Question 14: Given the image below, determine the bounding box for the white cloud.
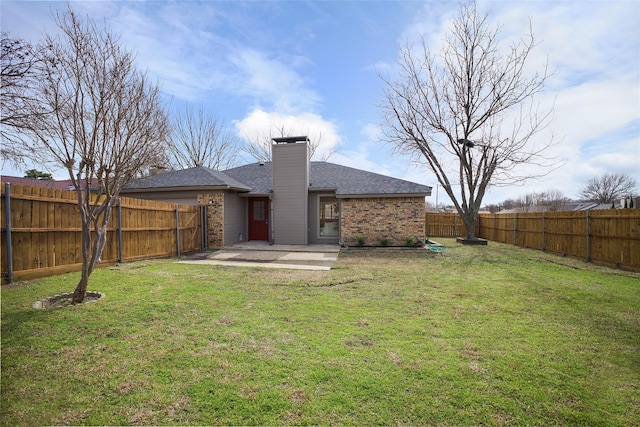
[234,109,340,161]
[63,2,322,112]
[230,49,320,113]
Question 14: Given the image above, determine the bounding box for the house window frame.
[318,195,339,238]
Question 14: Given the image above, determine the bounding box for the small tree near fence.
[15,7,169,303]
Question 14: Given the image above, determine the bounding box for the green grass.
[2,239,639,426]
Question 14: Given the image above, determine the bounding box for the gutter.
[336,192,431,199]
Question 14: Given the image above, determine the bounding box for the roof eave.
[336,192,431,199]
[309,187,337,192]
[122,185,251,193]
[238,192,271,198]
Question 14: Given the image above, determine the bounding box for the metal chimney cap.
[272,136,310,144]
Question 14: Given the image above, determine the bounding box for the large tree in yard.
[380,4,559,240]
[19,8,169,303]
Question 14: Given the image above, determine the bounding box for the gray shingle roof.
[223,161,431,196]
[310,162,431,196]
[125,162,431,197]
[124,166,251,191]
[223,162,273,195]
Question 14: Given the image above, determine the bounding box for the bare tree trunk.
[461,212,477,240]
[72,213,92,304]
[71,191,113,304]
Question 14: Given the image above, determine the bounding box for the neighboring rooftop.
[0,175,76,191]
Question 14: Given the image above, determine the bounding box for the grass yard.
[1,239,639,426]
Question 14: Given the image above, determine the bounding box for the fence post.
[493,214,497,241]
[586,210,590,262]
[4,183,13,283]
[513,213,517,246]
[175,204,181,256]
[117,198,123,263]
[542,212,546,252]
[454,214,458,237]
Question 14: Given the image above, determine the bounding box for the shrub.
[356,236,366,246]
[380,238,389,246]
[406,237,414,246]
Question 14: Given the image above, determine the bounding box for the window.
[319,197,339,236]
[252,200,265,221]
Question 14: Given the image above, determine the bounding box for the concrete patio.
[178,242,341,270]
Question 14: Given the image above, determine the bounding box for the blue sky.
[2,0,639,206]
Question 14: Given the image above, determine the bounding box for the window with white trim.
[319,196,339,237]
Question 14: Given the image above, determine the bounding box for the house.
[122,137,431,247]
[0,175,76,191]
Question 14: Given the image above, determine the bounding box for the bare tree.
[19,7,169,303]
[579,172,637,204]
[0,33,46,165]
[541,189,570,211]
[509,189,569,212]
[167,107,238,170]
[241,123,334,162]
[380,4,559,240]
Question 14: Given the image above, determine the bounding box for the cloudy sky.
[2,0,638,206]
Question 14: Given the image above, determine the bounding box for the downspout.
[269,193,274,245]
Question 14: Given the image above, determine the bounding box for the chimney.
[271,136,310,245]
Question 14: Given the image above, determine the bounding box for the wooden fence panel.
[431,210,640,270]
[542,212,586,259]
[488,213,515,245]
[425,212,468,238]
[515,213,543,249]
[1,182,202,283]
[588,209,640,268]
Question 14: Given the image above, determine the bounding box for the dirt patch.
[33,291,104,309]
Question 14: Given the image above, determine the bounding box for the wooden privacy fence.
[1,182,205,283]
[425,212,473,238]
[426,210,640,270]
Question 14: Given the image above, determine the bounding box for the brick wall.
[340,197,425,246]
[197,192,224,248]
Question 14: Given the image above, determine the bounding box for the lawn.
[1,239,639,426]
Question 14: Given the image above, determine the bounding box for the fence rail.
[426,210,640,271]
[2,182,203,283]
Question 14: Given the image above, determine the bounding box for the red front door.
[248,197,269,241]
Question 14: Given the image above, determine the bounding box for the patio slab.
[179,243,341,270]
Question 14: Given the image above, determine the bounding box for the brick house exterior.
[123,137,431,248]
[340,197,426,246]
[197,192,225,248]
